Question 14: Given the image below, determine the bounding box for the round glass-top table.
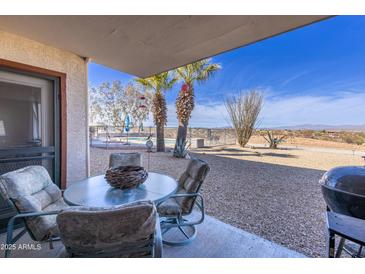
[64,172,179,207]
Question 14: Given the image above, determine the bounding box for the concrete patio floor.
[0,214,305,258]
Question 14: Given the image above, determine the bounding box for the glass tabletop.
[64,172,179,207]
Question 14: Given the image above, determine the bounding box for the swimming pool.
[95,136,176,146]
[125,137,176,145]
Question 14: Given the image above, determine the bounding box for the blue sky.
[89,16,365,128]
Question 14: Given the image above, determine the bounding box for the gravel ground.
[90,145,364,258]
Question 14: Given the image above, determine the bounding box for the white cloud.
[187,103,230,128]
[261,92,365,127]
[280,70,310,88]
[143,91,365,128]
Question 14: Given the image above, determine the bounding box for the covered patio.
[0,15,336,258]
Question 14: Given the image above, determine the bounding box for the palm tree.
[174,58,221,156]
[135,72,177,152]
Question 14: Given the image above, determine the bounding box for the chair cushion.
[56,201,156,257]
[0,165,68,241]
[181,159,210,192]
[0,165,56,199]
[175,158,210,214]
[157,198,181,217]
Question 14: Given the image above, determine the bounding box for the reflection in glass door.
[0,69,60,229]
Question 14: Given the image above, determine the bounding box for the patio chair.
[109,152,142,168]
[56,201,162,257]
[156,158,210,246]
[0,165,69,258]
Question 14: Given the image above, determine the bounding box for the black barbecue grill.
[321,166,365,219]
[320,166,365,257]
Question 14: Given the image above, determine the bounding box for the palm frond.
[176,67,190,83]
[134,77,156,91]
[176,58,221,84]
[134,70,177,93]
[196,63,221,83]
[165,75,179,89]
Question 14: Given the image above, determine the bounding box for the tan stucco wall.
[0,31,89,184]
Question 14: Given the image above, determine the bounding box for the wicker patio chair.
[56,201,162,257]
[156,158,210,246]
[0,165,69,258]
[109,152,142,168]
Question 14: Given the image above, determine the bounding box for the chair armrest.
[168,193,203,199]
[153,215,163,258]
[10,210,61,220]
[156,192,203,208]
[156,192,204,225]
[7,210,61,234]
[157,193,205,228]
[6,210,61,247]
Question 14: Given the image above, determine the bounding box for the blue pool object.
[125,115,130,132]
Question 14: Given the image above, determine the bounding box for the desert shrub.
[225,90,263,148]
[300,130,315,139]
[263,130,286,149]
[173,138,190,158]
[343,135,365,145]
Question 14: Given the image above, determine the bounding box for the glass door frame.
[0,58,67,189]
[0,71,59,185]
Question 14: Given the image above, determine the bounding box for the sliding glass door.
[0,69,60,229]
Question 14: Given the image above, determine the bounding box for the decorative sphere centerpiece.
[105,166,148,189]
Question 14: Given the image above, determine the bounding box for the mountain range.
[271,124,365,131]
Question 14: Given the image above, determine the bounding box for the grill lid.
[320,166,365,220]
[320,166,365,196]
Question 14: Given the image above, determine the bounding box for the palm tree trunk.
[156,122,165,152]
[174,120,188,152]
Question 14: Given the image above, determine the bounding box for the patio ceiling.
[0,16,330,78]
